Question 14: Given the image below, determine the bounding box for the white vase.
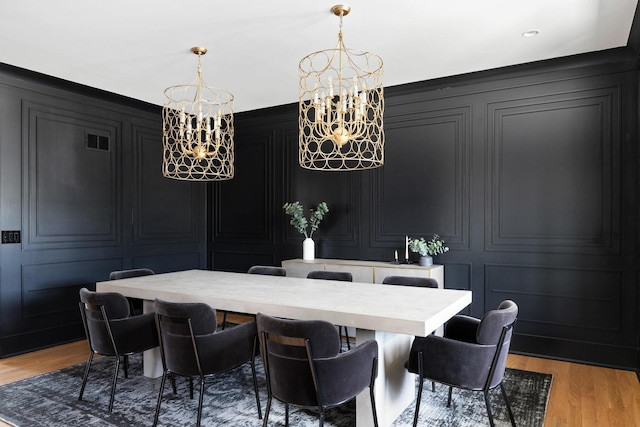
[303,237,315,260]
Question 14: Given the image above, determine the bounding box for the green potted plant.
[409,234,449,266]
[283,201,328,260]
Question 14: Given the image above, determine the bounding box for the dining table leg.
[356,329,415,427]
[142,299,163,378]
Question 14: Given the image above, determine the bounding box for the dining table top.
[96,269,472,337]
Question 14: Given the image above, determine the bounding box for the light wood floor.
[1,331,639,426]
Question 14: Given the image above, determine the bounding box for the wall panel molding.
[485,263,622,342]
[210,249,279,273]
[132,251,201,272]
[212,128,275,243]
[22,100,122,249]
[371,105,471,250]
[20,258,121,324]
[1,70,204,357]
[486,87,620,254]
[443,262,473,291]
[132,122,200,243]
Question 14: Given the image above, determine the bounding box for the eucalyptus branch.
[283,201,328,239]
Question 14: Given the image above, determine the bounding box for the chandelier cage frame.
[298,4,384,171]
[162,47,235,181]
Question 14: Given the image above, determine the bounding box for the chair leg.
[432,381,435,392]
[369,384,379,427]
[250,357,263,419]
[285,402,289,426]
[262,395,272,427]
[318,410,325,427]
[484,391,496,427]
[78,352,94,401]
[413,354,425,427]
[500,382,517,426]
[153,372,168,427]
[170,373,177,394]
[413,379,424,427]
[447,386,453,407]
[189,377,194,399]
[344,326,351,350]
[337,326,351,351]
[108,357,121,413]
[196,378,205,427]
[221,312,227,330]
[123,355,129,379]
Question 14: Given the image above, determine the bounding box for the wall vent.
[86,133,110,151]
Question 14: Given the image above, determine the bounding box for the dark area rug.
[0,353,551,426]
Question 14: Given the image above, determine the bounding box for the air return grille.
[86,133,110,151]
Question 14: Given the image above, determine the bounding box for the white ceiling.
[1,0,637,113]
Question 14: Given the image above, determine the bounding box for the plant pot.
[419,255,433,267]
[303,237,315,261]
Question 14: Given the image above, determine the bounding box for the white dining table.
[96,269,471,427]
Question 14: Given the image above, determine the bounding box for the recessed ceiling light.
[522,30,540,38]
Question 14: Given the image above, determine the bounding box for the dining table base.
[142,300,163,378]
[356,329,415,427]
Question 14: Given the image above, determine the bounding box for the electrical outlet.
[1,230,21,244]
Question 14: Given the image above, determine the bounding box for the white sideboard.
[281,258,444,289]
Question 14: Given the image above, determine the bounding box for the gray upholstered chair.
[405,300,518,427]
[306,270,353,350]
[153,299,262,427]
[383,275,438,393]
[109,268,155,315]
[382,275,438,288]
[247,265,287,276]
[78,287,158,412]
[220,265,287,329]
[307,270,352,282]
[108,268,155,280]
[257,312,379,427]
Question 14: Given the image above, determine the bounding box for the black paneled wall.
[0,66,206,357]
[210,53,639,370]
[0,49,637,370]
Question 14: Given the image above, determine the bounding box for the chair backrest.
[257,312,340,407]
[155,299,259,380]
[79,287,131,355]
[155,298,218,336]
[247,265,287,276]
[109,268,155,280]
[382,275,438,288]
[478,300,518,389]
[476,300,518,345]
[307,270,353,282]
[154,299,219,377]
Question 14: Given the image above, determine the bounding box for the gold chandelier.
[162,47,234,181]
[298,4,384,171]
